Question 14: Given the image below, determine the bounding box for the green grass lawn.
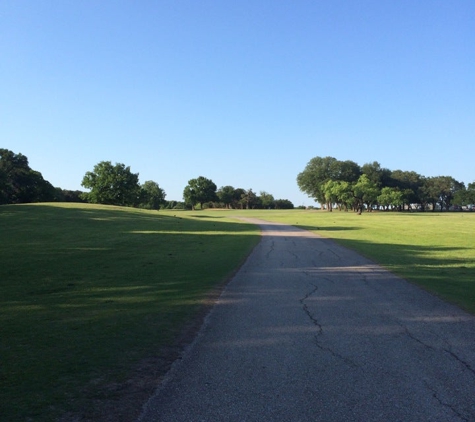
[0,203,260,421]
[2,204,474,421]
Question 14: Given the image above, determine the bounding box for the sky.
[1,0,474,206]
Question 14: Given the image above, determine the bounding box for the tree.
[240,189,258,209]
[465,182,475,205]
[323,180,354,211]
[322,180,338,211]
[183,176,217,210]
[389,170,424,209]
[297,156,362,209]
[139,181,166,210]
[353,174,380,212]
[217,185,235,209]
[81,161,140,206]
[297,156,339,206]
[232,188,246,209]
[259,191,275,209]
[55,189,86,203]
[334,160,361,183]
[421,176,465,211]
[377,187,404,210]
[274,199,294,209]
[361,161,391,187]
[0,148,56,204]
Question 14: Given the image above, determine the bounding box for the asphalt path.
[139,219,475,421]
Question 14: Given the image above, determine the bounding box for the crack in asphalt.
[400,323,437,352]
[424,381,470,421]
[265,240,275,259]
[326,248,342,260]
[288,250,299,260]
[444,349,475,377]
[299,281,358,368]
[299,282,322,335]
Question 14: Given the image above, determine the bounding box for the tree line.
[0,148,74,204]
[0,149,294,210]
[182,175,294,210]
[297,156,475,212]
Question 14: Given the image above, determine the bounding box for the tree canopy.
[81,161,141,206]
[0,148,57,204]
[183,176,218,210]
[139,180,166,210]
[298,155,470,212]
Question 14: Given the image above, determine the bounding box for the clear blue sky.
[2,1,474,206]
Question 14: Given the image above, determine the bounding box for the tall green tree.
[274,199,294,209]
[183,176,217,210]
[81,161,140,206]
[334,160,361,183]
[361,161,391,187]
[0,148,56,204]
[139,180,166,210]
[389,170,424,209]
[323,180,354,211]
[232,188,246,209]
[421,176,465,211]
[297,156,362,208]
[297,156,340,207]
[377,187,404,210]
[259,191,275,209]
[240,189,258,209]
[353,174,380,212]
[217,185,235,209]
[453,181,475,208]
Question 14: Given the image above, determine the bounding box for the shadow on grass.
[0,203,261,422]
[296,224,361,232]
[327,238,475,314]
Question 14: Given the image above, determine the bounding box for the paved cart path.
[139,219,475,422]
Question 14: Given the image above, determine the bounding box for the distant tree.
[323,180,354,211]
[322,180,338,211]
[241,189,258,209]
[183,176,217,210]
[81,161,140,206]
[361,161,392,187]
[453,181,475,207]
[139,180,166,210]
[56,189,86,203]
[421,176,465,211]
[297,156,362,208]
[466,182,475,204]
[259,191,275,209]
[232,188,246,209]
[217,185,235,209]
[353,174,380,212]
[163,200,185,210]
[377,187,404,210]
[274,199,294,209]
[0,148,56,204]
[297,156,340,206]
[389,170,424,209]
[334,160,361,183]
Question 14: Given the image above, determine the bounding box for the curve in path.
[139,219,475,422]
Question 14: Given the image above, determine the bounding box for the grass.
[0,203,260,421]
[2,204,474,421]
